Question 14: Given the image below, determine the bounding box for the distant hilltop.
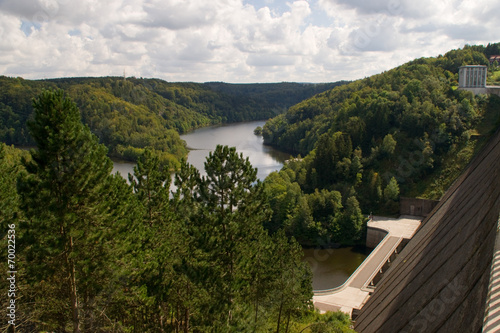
[0,76,347,166]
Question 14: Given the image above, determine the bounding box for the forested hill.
[261,43,500,246]
[204,81,348,110]
[0,76,345,166]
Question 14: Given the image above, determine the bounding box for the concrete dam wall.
[354,127,500,333]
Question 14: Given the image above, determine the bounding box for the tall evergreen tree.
[17,90,126,332]
[129,147,171,226]
[198,145,271,328]
[269,230,313,333]
[173,145,275,331]
[0,144,21,228]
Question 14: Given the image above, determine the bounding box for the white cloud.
[0,0,499,82]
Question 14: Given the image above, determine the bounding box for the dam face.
[354,128,500,333]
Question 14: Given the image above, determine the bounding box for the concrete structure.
[365,226,388,249]
[483,220,500,333]
[400,197,439,217]
[313,216,421,316]
[458,65,500,96]
[354,127,500,333]
[459,65,487,89]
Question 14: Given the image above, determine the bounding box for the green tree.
[338,196,365,244]
[263,170,302,233]
[254,126,263,136]
[290,195,318,247]
[308,311,356,333]
[384,177,400,202]
[312,132,352,187]
[175,145,273,330]
[129,147,171,226]
[17,90,127,332]
[313,134,336,185]
[126,148,177,331]
[381,134,397,156]
[270,230,313,333]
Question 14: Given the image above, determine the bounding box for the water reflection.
[111,159,135,179]
[180,120,290,180]
[303,246,370,290]
[112,120,291,182]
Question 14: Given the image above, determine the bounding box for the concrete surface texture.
[313,216,421,316]
[354,128,500,333]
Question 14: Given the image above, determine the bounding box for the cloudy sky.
[0,0,499,83]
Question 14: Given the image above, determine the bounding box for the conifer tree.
[174,145,273,330]
[129,147,171,226]
[17,90,125,332]
[0,144,21,228]
[198,145,270,328]
[129,148,198,332]
[270,230,313,333]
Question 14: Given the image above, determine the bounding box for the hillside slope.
[0,76,344,166]
[262,43,500,246]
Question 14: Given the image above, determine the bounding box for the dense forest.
[0,90,356,332]
[262,43,500,247]
[3,43,500,332]
[0,76,344,167]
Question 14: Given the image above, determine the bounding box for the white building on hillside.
[459,65,487,89]
[459,65,500,96]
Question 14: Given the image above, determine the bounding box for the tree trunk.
[276,295,284,333]
[184,307,189,333]
[159,303,165,333]
[67,236,80,333]
[285,311,291,333]
[170,306,174,331]
[184,283,190,333]
[254,298,259,332]
[176,303,180,333]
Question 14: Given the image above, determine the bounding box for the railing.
[360,236,403,291]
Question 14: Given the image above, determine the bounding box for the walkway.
[313,216,421,316]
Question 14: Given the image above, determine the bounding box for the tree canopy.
[0,77,345,167]
[261,43,500,246]
[2,90,346,332]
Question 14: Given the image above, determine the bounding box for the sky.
[0,0,499,83]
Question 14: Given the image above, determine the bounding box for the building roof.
[459,65,487,68]
[490,55,500,63]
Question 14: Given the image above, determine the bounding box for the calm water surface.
[112,120,290,181]
[112,121,368,290]
[304,247,370,290]
[180,120,290,180]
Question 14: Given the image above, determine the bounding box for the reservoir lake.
[112,120,368,290]
[112,120,289,181]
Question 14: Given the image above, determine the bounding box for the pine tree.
[270,230,313,333]
[199,145,270,328]
[17,90,124,332]
[384,176,400,202]
[129,148,200,332]
[129,147,171,226]
[174,145,272,330]
[0,144,21,228]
